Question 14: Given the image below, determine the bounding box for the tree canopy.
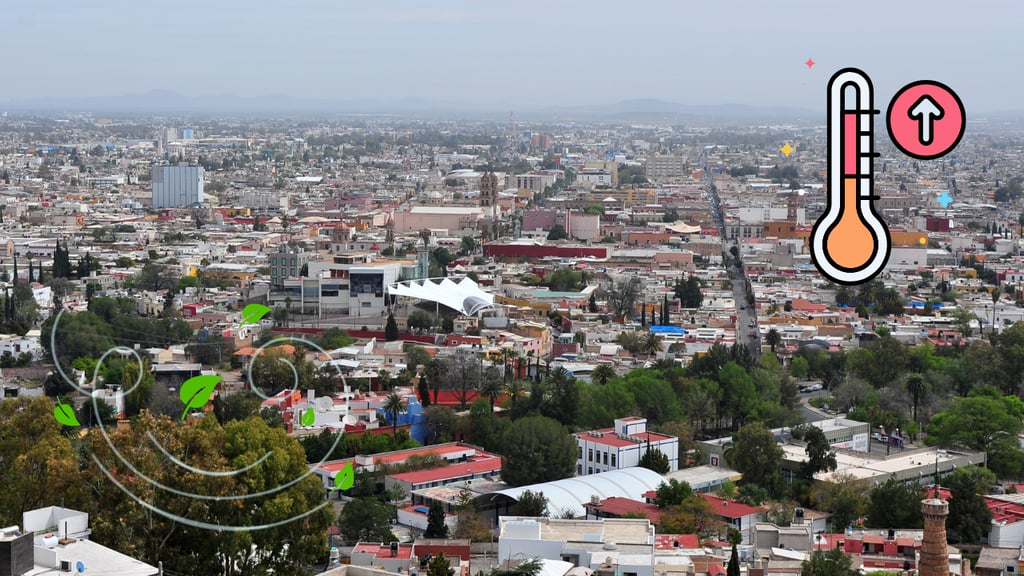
[500,416,577,486]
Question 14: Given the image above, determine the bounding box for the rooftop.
[387,455,502,485]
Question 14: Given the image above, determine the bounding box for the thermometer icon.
[811,68,891,285]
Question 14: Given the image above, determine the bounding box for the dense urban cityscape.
[4,3,1024,576]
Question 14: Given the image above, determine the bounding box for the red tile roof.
[388,456,502,486]
[576,429,676,448]
[352,543,415,560]
[699,494,762,519]
[583,497,663,523]
[654,534,700,550]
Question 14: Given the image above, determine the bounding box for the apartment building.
[575,417,679,476]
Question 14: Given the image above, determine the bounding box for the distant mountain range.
[0,91,819,120]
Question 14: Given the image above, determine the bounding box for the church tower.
[479,170,498,217]
[919,494,950,576]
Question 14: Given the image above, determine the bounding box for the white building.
[274,258,406,317]
[151,164,204,208]
[575,417,679,476]
[499,517,656,576]
[2,506,159,575]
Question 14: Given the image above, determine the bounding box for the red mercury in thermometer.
[811,68,891,285]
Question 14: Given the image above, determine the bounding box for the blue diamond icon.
[937,191,953,208]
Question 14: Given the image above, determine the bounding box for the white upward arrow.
[909,95,944,145]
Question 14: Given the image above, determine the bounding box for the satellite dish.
[315,397,333,411]
[342,414,359,426]
[76,561,86,573]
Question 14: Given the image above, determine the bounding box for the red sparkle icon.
[805,58,815,69]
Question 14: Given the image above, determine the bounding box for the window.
[588,467,592,475]
[603,452,608,465]
[588,449,593,462]
[291,258,297,266]
[579,447,583,459]
[271,258,278,265]
[577,464,582,475]
[611,454,616,467]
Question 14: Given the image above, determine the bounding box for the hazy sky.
[3,1,1022,113]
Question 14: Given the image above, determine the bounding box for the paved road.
[701,152,760,357]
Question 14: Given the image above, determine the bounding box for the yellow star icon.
[780,143,795,157]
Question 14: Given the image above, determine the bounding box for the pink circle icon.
[886,80,965,160]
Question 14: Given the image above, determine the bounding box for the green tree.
[674,276,704,308]
[479,369,504,408]
[540,367,579,425]
[120,360,154,418]
[0,397,85,525]
[576,380,636,430]
[905,374,928,425]
[728,422,783,496]
[639,445,671,474]
[765,328,781,353]
[385,312,400,341]
[83,412,331,574]
[866,479,924,529]
[408,310,436,332]
[545,267,585,292]
[810,473,870,532]
[338,496,397,544]
[925,389,1024,478]
[591,364,615,386]
[641,331,664,359]
[383,392,408,435]
[798,425,838,481]
[946,465,996,544]
[547,224,567,241]
[515,490,550,517]
[427,552,454,576]
[790,356,810,379]
[500,416,577,486]
[459,235,478,256]
[728,542,740,576]
[801,548,859,576]
[424,500,450,538]
[654,479,694,508]
[320,327,355,350]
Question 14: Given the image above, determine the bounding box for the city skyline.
[3,1,1023,114]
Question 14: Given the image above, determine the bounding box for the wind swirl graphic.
[50,308,346,531]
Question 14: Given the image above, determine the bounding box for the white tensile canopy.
[387,277,495,316]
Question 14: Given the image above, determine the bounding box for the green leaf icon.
[332,462,354,492]
[179,374,222,420]
[240,303,271,326]
[54,399,80,427]
[301,406,315,427]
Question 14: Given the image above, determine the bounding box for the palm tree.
[906,374,927,425]
[652,358,676,372]
[396,367,415,387]
[383,392,407,436]
[765,328,781,353]
[480,372,504,408]
[499,348,515,383]
[504,379,525,408]
[377,369,391,392]
[591,364,615,386]
[640,332,663,359]
[506,349,522,381]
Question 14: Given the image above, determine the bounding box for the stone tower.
[479,170,498,216]
[919,496,950,576]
